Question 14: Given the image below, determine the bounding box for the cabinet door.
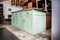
[12,13,15,26]
[16,13,18,27]
[20,12,25,30]
[11,13,14,26]
[16,12,21,28]
[12,13,17,27]
[24,11,33,33]
[14,13,17,27]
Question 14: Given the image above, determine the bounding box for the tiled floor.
[0,25,51,40]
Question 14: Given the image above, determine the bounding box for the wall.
[3,1,23,19]
[52,0,60,40]
[0,0,3,2]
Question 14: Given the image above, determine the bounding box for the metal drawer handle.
[20,13,22,14]
[27,12,28,14]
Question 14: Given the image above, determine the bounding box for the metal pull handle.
[20,13,21,14]
[27,12,28,14]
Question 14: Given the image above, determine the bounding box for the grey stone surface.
[0,28,20,40]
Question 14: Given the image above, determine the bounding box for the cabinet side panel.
[33,10,46,35]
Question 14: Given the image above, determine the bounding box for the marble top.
[12,8,46,13]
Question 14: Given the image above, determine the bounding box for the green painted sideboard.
[11,9,46,35]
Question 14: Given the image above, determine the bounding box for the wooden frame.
[16,0,20,6]
[11,0,15,5]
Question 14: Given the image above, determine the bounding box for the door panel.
[24,11,33,33]
[20,12,25,30]
[16,12,21,28]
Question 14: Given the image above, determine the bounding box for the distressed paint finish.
[11,9,46,35]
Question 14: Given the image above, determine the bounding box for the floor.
[0,24,51,40]
[0,28,20,40]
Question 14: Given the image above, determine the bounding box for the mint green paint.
[11,13,16,26]
[11,13,14,26]
[32,10,46,34]
[16,12,20,27]
[11,9,46,35]
[23,10,33,34]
